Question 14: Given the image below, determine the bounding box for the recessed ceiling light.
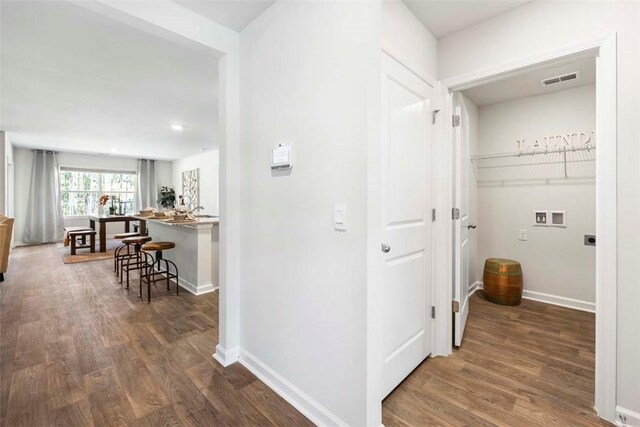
[170,124,184,131]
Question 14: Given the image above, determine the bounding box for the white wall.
[239,2,380,425]
[439,1,639,415]
[381,0,437,80]
[475,85,596,304]
[172,150,219,215]
[13,147,172,244]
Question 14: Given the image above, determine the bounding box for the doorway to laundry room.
[450,54,600,422]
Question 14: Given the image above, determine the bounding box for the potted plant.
[109,196,118,215]
[158,186,176,209]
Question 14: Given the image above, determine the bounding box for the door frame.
[436,33,618,422]
[81,0,243,366]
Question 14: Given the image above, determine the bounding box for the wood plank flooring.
[1,243,312,427]
[382,293,612,427]
[2,244,614,426]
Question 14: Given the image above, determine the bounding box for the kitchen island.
[134,215,219,295]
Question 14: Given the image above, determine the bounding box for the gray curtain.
[23,150,64,244]
[136,159,157,210]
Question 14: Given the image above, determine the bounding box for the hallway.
[0,244,311,426]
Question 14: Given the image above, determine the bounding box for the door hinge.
[452,300,460,313]
[452,208,460,220]
[431,208,436,222]
[452,115,461,127]
[432,109,440,124]
[431,306,436,319]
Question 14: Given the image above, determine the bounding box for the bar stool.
[120,236,153,289]
[140,241,179,303]
[113,232,140,275]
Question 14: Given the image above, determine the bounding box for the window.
[59,168,137,216]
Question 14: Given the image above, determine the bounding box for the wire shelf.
[471,144,596,180]
[471,145,595,179]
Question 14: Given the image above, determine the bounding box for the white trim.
[472,281,595,313]
[213,344,239,367]
[147,267,217,296]
[469,281,483,296]
[60,166,137,174]
[239,349,348,427]
[176,277,217,296]
[593,33,618,423]
[431,81,454,357]
[87,0,243,376]
[441,33,613,91]
[380,45,437,87]
[616,406,640,427]
[469,282,595,312]
[439,33,618,423]
[523,290,595,313]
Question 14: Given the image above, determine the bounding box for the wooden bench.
[69,230,97,255]
[63,226,93,247]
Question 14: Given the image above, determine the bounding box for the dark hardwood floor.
[2,243,613,426]
[0,243,312,427]
[383,293,612,427]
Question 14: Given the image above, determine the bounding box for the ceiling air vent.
[541,71,581,86]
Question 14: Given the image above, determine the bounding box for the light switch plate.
[518,229,527,241]
[334,204,347,231]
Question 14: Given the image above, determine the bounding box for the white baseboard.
[176,276,217,296]
[152,269,217,296]
[469,281,483,296]
[471,282,595,313]
[522,290,595,313]
[617,406,640,427]
[213,344,239,367]
[239,348,348,427]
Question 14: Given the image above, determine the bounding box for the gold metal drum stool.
[483,258,523,306]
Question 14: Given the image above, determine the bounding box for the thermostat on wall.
[271,143,292,170]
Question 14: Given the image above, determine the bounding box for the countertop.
[132,215,219,229]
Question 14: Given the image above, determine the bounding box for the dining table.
[87,215,138,252]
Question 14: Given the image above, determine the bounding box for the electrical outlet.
[518,229,527,241]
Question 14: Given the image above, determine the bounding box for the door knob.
[468,224,477,229]
[381,243,391,253]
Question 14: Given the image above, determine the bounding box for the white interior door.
[453,93,471,347]
[381,53,433,397]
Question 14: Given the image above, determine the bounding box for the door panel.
[454,93,471,347]
[384,252,425,356]
[381,53,433,397]
[388,79,428,225]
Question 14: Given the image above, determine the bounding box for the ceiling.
[0,0,219,161]
[174,0,276,32]
[462,56,596,106]
[402,0,532,38]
